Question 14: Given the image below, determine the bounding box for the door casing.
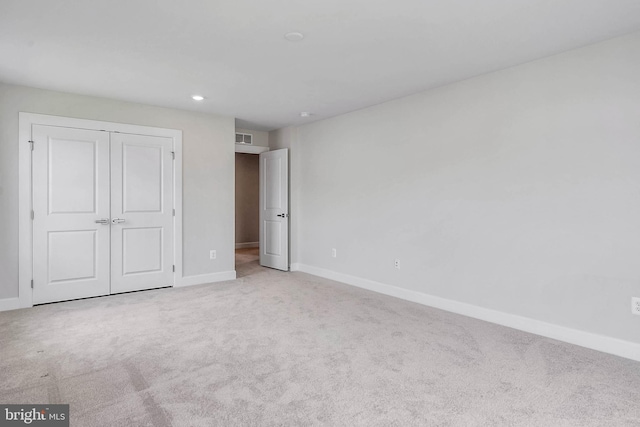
[18,113,183,308]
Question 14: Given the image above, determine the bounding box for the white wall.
[0,83,235,300]
[268,127,295,151]
[279,32,640,345]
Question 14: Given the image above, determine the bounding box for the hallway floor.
[235,247,260,278]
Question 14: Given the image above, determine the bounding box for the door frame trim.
[18,112,183,308]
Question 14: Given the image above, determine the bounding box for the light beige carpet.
[1,251,639,426]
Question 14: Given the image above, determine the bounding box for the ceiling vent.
[235,132,253,145]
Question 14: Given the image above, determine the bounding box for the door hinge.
[172,265,175,272]
[31,210,34,220]
[28,140,34,151]
[173,208,175,217]
[31,279,34,289]
[171,151,175,160]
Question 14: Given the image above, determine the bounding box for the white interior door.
[259,149,289,271]
[32,125,111,304]
[110,133,174,294]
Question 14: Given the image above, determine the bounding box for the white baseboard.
[235,242,259,249]
[175,271,237,288]
[0,297,22,312]
[295,263,640,362]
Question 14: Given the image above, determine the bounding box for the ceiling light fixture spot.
[300,112,311,118]
[284,32,304,42]
[192,95,205,101]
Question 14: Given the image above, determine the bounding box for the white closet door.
[32,125,111,304]
[110,133,174,294]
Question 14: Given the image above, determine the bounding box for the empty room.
[1,1,639,426]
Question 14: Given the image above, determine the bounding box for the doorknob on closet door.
[95,218,110,224]
[276,213,288,218]
[112,218,125,224]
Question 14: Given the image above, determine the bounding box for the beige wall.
[235,153,259,244]
[0,83,235,300]
[277,32,640,344]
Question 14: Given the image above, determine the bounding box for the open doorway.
[234,126,270,276]
[235,152,260,276]
[235,152,259,250]
[234,127,289,275]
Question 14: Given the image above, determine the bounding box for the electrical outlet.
[331,248,337,258]
[210,250,216,260]
[394,259,400,269]
[632,297,640,315]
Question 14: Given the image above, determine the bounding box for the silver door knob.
[95,218,110,224]
[112,218,126,224]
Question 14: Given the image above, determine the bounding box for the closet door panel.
[32,125,111,304]
[110,133,174,294]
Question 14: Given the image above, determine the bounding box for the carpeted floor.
[1,249,639,426]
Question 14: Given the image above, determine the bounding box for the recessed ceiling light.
[284,32,304,42]
[300,112,312,118]
[192,95,205,101]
